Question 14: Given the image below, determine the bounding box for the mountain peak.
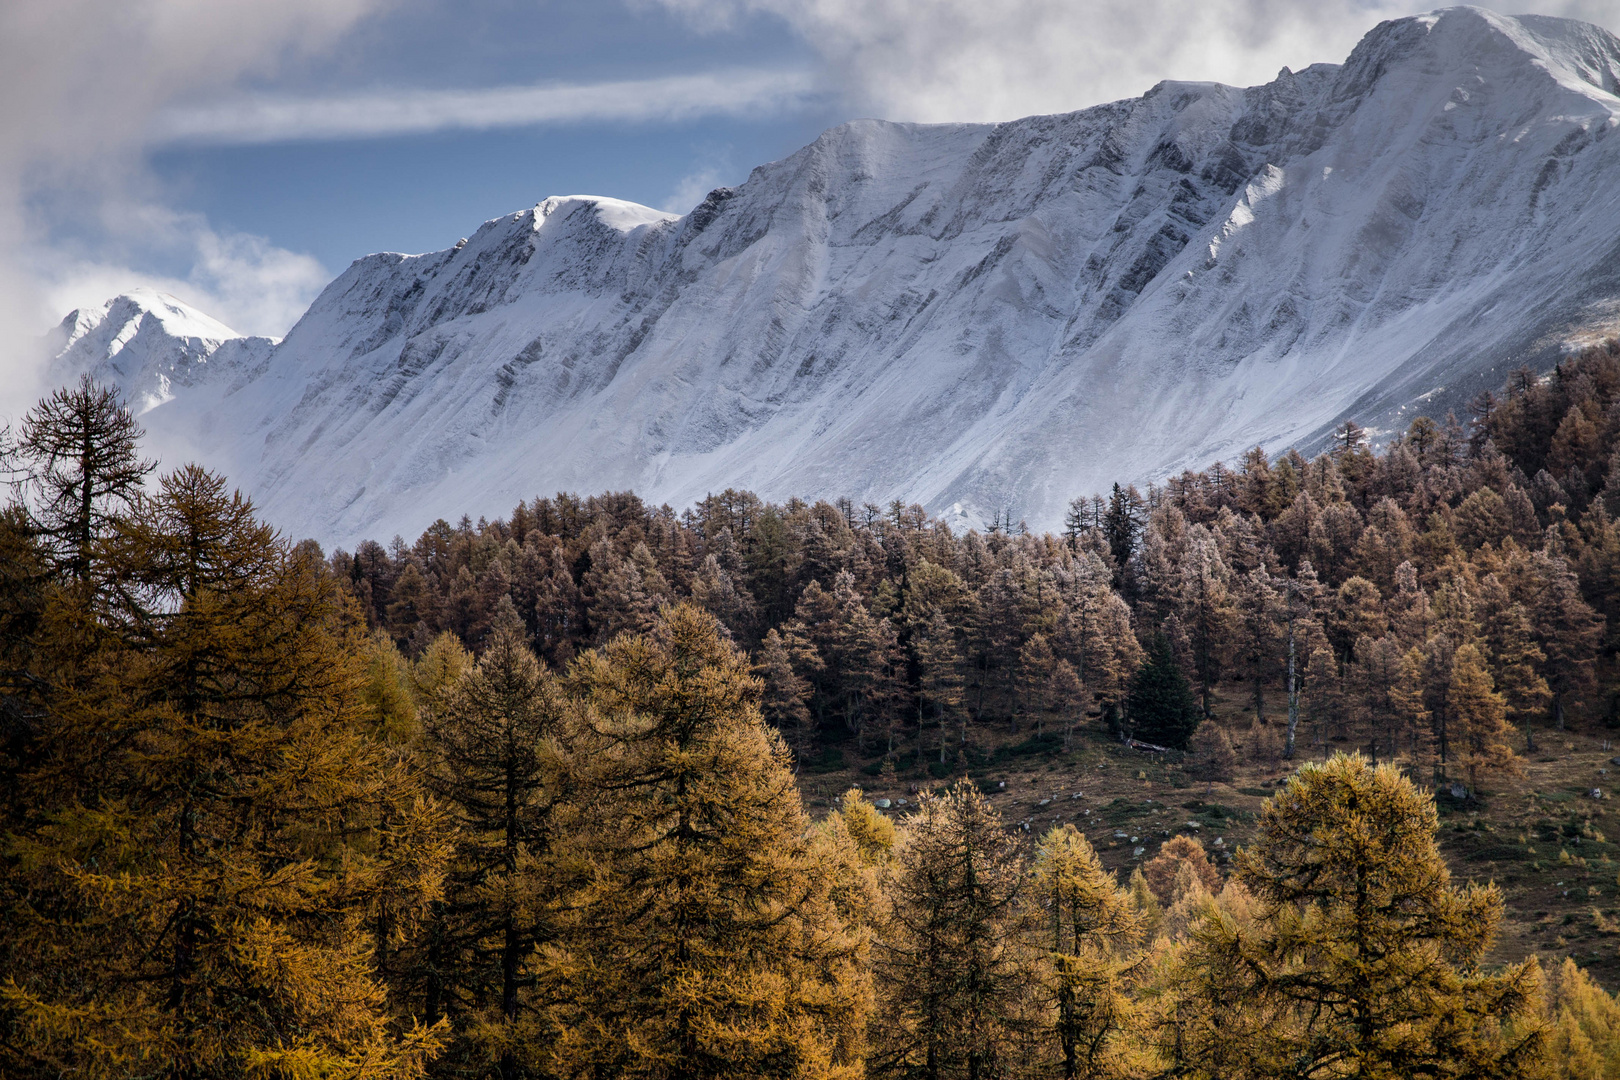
[51,289,269,418]
[58,288,243,355]
[535,195,679,234]
[1350,6,1620,109]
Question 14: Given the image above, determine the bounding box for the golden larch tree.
[1156,754,1543,1079]
[2,464,449,1080]
[870,779,1033,1080]
[1448,642,1516,795]
[539,602,870,1080]
[1030,823,1145,1080]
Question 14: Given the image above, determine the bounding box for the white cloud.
[662,165,729,214]
[0,0,391,415]
[37,205,329,340]
[649,0,1620,122]
[154,68,821,145]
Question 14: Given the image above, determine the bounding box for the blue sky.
[141,0,844,268]
[2,0,1618,382]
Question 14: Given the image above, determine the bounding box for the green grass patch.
[800,747,848,774]
[1458,842,1535,864]
[989,733,1067,764]
[1101,797,1156,824]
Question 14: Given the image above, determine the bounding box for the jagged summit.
[48,290,272,417]
[49,8,1620,545]
[57,289,242,351]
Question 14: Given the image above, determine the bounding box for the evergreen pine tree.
[1103,484,1145,589]
[1125,633,1200,749]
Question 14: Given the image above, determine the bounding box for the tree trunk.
[501,913,519,1080]
[1285,610,1300,760]
[502,752,520,1080]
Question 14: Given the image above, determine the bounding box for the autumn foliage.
[7,347,1620,1077]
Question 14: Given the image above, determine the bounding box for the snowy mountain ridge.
[48,7,1620,545]
[48,289,275,417]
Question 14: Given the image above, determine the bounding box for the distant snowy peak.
[539,195,680,233]
[49,290,274,416]
[47,7,1620,545]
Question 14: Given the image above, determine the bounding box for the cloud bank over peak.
[649,0,1620,122]
[0,0,392,413]
[37,202,330,344]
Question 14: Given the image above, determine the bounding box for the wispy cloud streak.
[154,68,821,145]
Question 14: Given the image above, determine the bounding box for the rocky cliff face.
[52,7,1620,545]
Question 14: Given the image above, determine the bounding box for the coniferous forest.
[11,345,1620,1078]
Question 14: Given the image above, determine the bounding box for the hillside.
[311,336,1620,986]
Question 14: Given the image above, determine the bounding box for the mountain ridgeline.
[48,6,1620,545]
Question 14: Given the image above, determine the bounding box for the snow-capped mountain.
[47,290,275,417]
[48,7,1620,545]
